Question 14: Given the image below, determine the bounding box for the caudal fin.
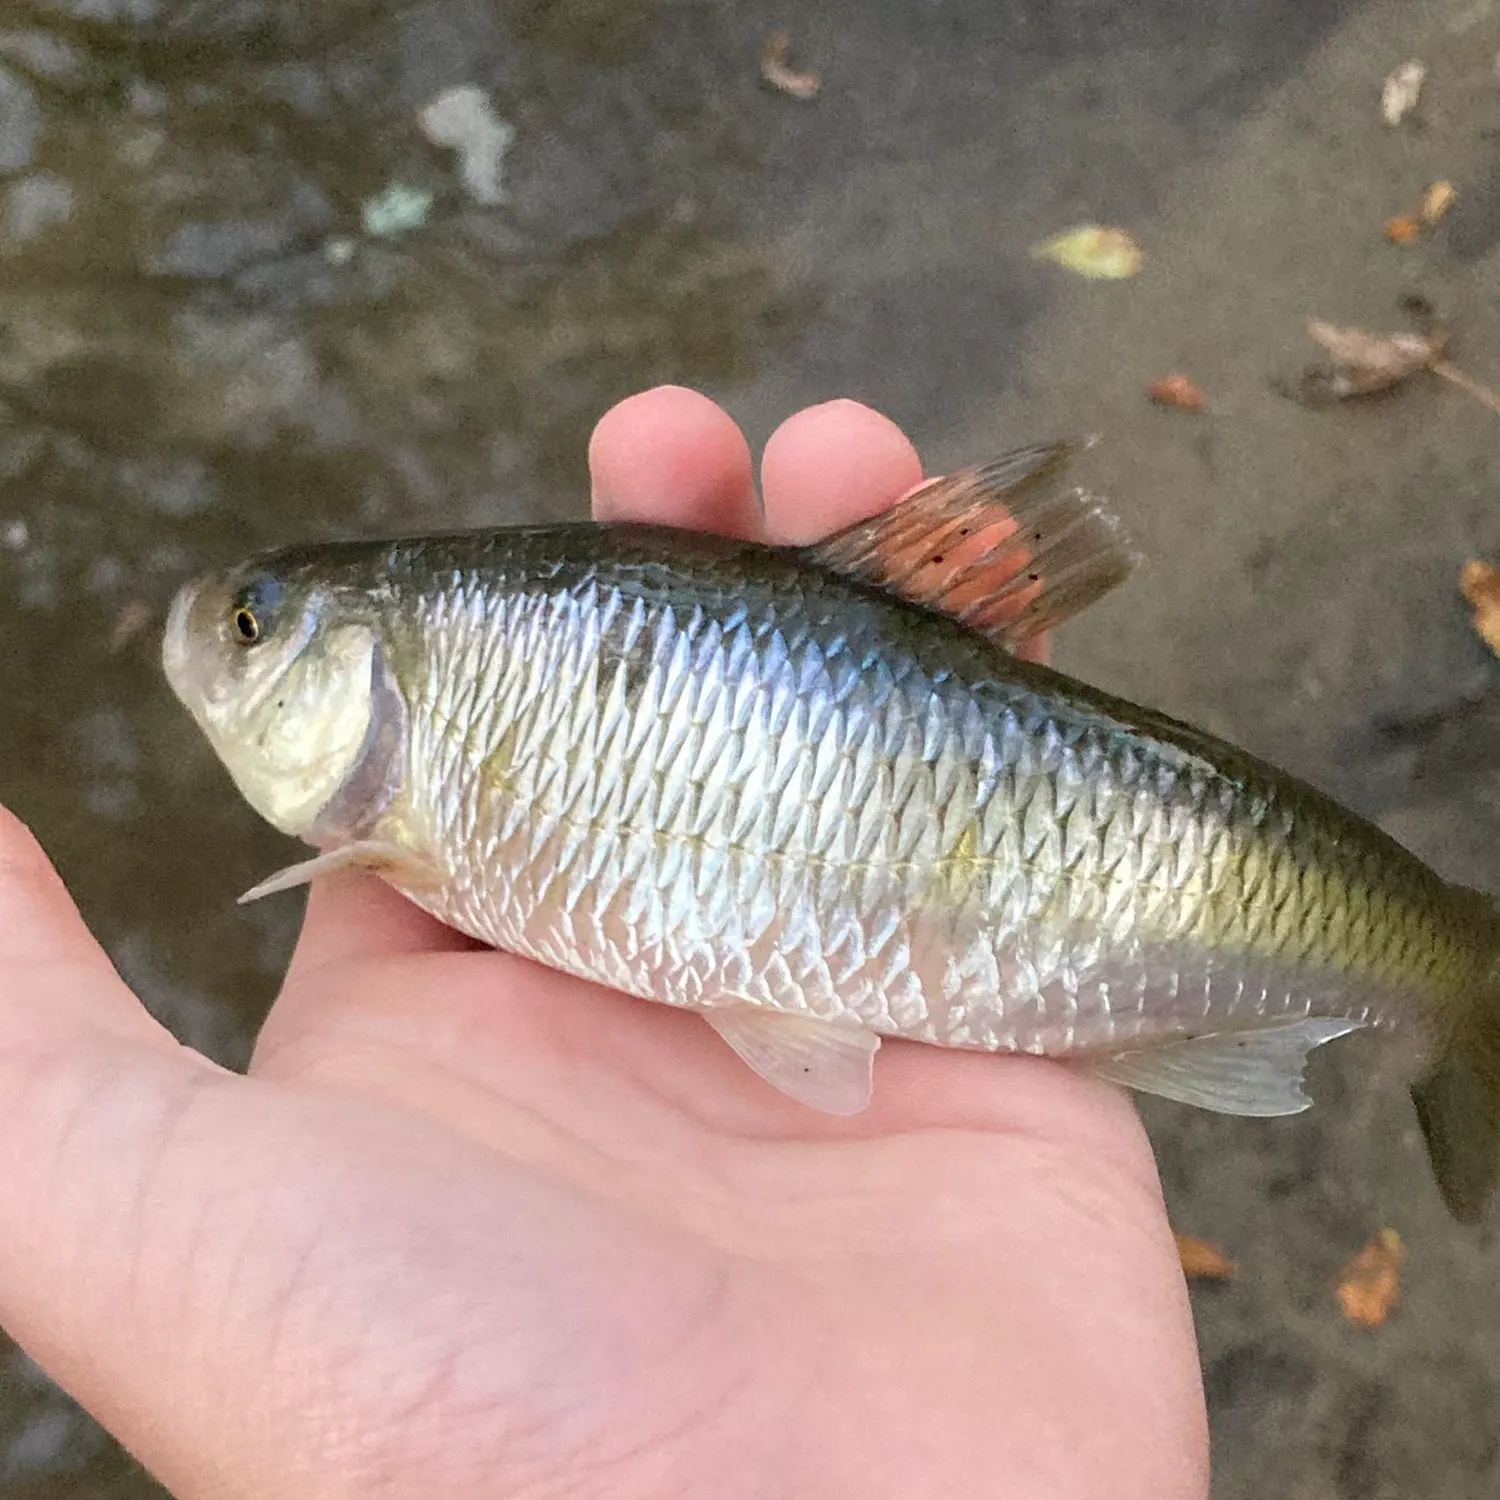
[1411,983,1500,1224]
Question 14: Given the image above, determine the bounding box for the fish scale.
[281,534,1427,1060]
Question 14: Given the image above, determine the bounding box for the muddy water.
[8,1,1500,1495]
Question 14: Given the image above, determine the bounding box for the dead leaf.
[1030,225,1142,280]
[1175,1233,1236,1280]
[1382,60,1426,126]
[1461,559,1500,657]
[1306,318,1441,376]
[1296,317,1444,402]
[1336,1228,1403,1328]
[1421,179,1457,226]
[108,599,153,655]
[1385,182,1456,244]
[1148,374,1205,411]
[760,31,820,99]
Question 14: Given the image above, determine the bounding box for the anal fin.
[1092,1017,1365,1117]
[238,839,436,904]
[800,440,1139,650]
[705,1007,881,1115]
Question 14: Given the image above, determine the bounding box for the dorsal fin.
[800,440,1139,650]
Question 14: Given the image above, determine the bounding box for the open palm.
[0,389,1207,1499]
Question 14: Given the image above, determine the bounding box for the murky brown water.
[10,0,1500,1494]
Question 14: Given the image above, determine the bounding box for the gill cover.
[229,622,398,838]
[163,564,408,846]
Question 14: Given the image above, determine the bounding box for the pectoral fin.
[705,1008,881,1115]
[238,839,436,904]
[1092,1017,1365,1117]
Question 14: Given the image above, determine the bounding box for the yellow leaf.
[1030,225,1142,280]
[1421,180,1456,226]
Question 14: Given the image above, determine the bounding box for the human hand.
[0,389,1207,1499]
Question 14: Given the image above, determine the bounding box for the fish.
[161,441,1500,1223]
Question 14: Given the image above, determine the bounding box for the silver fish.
[162,442,1500,1221]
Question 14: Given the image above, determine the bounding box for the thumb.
[0,806,224,1466]
[0,804,185,1053]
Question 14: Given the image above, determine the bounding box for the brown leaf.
[1293,318,1446,404]
[1384,182,1455,244]
[760,31,820,99]
[1336,1228,1403,1328]
[1148,374,1205,411]
[1306,320,1440,378]
[1462,559,1500,657]
[1295,305,1500,415]
[1175,1233,1236,1280]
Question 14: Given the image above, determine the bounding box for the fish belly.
[405,806,1402,1059]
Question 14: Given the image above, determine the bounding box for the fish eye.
[228,575,283,648]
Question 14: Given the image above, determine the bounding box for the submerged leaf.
[1292,317,1445,404]
[1336,1228,1403,1328]
[1421,180,1457,226]
[760,31,820,99]
[1175,1233,1236,1279]
[1290,305,1500,417]
[108,599,153,655]
[1384,214,1421,245]
[1385,182,1456,244]
[1306,320,1439,380]
[1148,374,1205,411]
[1382,60,1426,126]
[1030,225,1141,280]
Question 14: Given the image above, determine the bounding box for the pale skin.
[0,389,1209,1498]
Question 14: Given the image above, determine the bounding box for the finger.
[265,870,481,1073]
[589,386,761,539]
[0,805,180,1053]
[284,869,480,985]
[759,399,923,544]
[759,401,1053,662]
[0,806,249,1483]
[0,827,577,1500]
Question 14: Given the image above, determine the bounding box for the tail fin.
[1411,970,1500,1224]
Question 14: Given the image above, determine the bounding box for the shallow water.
[4,0,1500,1494]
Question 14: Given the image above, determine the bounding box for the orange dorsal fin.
[800,440,1139,650]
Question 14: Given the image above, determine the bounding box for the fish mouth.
[160,576,204,708]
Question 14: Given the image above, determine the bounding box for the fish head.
[162,558,401,842]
